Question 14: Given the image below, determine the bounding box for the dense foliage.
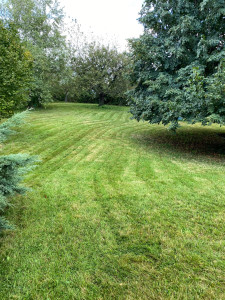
[0,112,38,231]
[72,43,131,106]
[0,21,32,118]
[1,0,132,107]
[3,0,67,107]
[129,0,225,130]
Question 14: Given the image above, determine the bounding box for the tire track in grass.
[86,151,163,293]
[31,119,119,178]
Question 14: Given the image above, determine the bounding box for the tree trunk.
[65,90,69,102]
[99,93,105,106]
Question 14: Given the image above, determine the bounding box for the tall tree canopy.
[129,0,225,130]
[0,21,33,118]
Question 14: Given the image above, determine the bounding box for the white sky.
[61,0,144,50]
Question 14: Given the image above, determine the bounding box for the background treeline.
[1,0,224,127]
[0,0,131,117]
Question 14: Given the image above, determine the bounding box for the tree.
[0,21,33,118]
[129,0,225,130]
[72,43,131,106]
[2,0,67,107]
[0,112,38,231]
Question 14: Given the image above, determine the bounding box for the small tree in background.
[129,0,225,130]
[72,43,131,106]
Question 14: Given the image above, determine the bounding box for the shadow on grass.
[132,126,225,162]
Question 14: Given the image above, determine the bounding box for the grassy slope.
[0,103,225,300]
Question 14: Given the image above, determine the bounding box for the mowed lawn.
[0,103,225,299]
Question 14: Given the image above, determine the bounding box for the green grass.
[0,103,225,299]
